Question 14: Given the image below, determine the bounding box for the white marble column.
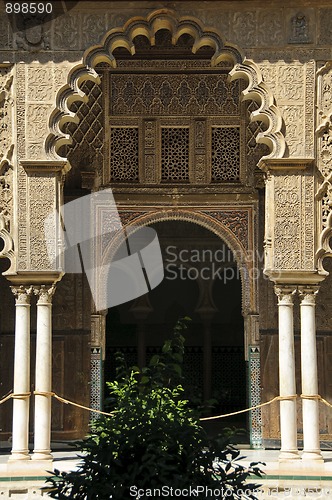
[275,286,300,460]
[299,286,323,461]
[32,285,55,461]
[9,286,33,461]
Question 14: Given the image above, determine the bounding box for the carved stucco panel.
[27,104,50,141]
[273,172,315,271]
[305,60,315,157]
[280,105,305,157]
[28,174,56,270]
[257,10,283,46]
[53,13,81,50]
[274,175,301,270]
[0,14,13,49]
[16,63,28,269]
[230,11,256,47]
[0,66,14,238]
[318,8,332,46]
[82,13,107,48]
[27,65,54,102]
[258,62,314,157]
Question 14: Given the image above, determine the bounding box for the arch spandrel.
[45,9,286,161]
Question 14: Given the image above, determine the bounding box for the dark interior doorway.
[104,220,247,439]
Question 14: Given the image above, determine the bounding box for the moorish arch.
[99,209,255,321]
[45,8,286,161]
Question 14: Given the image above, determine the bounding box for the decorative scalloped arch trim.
[46,9,286,161]
[98,209,255,316]
[0,215,15,274]
[316,207,332,272]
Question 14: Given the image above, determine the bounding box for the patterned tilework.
[90,347,102,421]
[249,346,263,448]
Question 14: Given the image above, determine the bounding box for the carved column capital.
[274,285,297,305]
[298,285,320,305]
[10,285,33,304]
[34,284,56,305]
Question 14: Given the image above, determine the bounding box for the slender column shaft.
[9,286,33,461]
[299,286,323,461]
[32,285,55,461]
[275,286,300,460]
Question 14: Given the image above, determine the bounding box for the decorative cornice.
[20,160,70,174]
[267,270,327,285]
[5,271,63,286]
[258,158,315,172]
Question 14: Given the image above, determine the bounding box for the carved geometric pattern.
[110,73,240,116]
[29,175,56,270]
[161,127,189,182]
[16,62,28,270]
[90,347,102,420]
[211,127,240,182]
[273,175,300,269]
[249,346,263,448]
[61,79,104,174]
[201,210,249,251]
[110,127,139,181]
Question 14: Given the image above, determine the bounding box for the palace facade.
[0,0,332,466]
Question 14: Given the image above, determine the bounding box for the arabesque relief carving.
[316,62,332,265]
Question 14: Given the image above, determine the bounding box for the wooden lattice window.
[211,127,240,182]
[110,127,139,182]
[161,127,190,182]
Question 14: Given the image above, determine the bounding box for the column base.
[301,450,324,462]
[8,451,30,461]
[278,449,301,461]
[31,451,53,461]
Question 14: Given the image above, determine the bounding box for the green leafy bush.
[46,318,264,499]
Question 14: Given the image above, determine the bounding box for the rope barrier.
[199,395,297,421]
[0,392,13,404]
[0,391,31,404]
[301,394,332,409]
[34,391,115,417]
[2,391,332,421]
